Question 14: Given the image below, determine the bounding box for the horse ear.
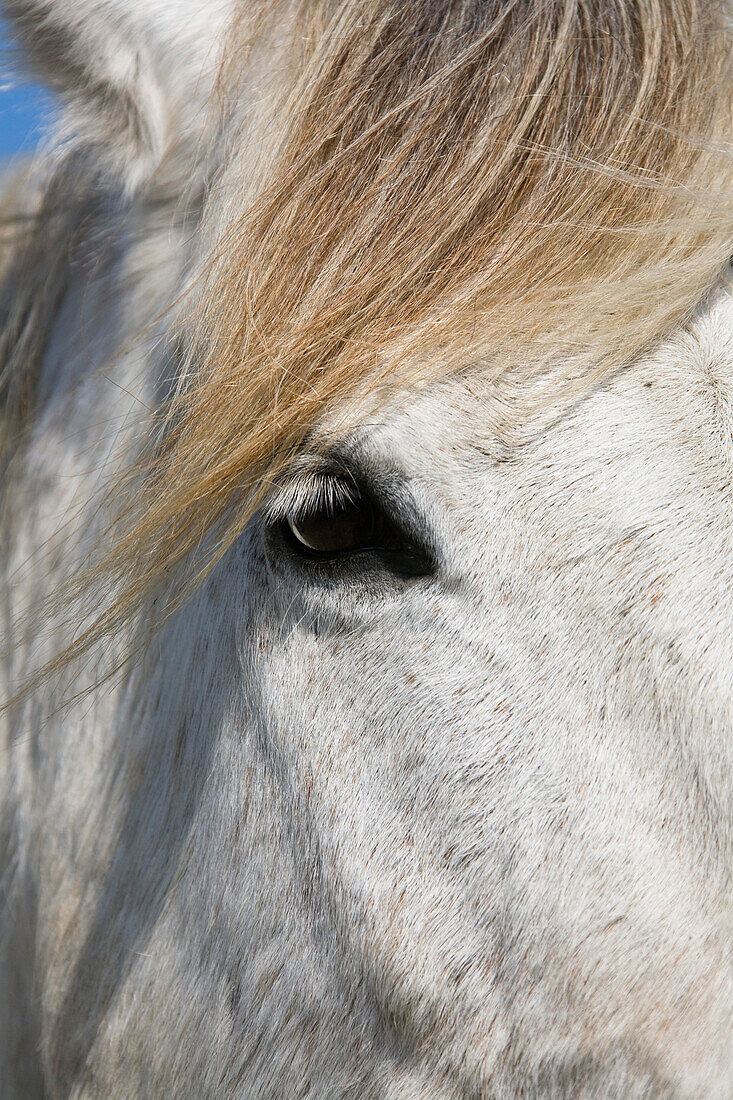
[3,0,236,188]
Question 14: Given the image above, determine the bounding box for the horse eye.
[283,493,391,557]
[276,479,435,577]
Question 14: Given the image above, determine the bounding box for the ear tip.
[2,0,231,193]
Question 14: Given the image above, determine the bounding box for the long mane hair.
[3,0,733,683]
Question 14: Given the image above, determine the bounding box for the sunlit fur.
[3,1,733,1096]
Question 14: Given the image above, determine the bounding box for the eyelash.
[263,472,357,527]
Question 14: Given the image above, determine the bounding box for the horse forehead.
[360,290,733,502]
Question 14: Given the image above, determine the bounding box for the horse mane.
[0,155,103,460]
[4,0,733,682]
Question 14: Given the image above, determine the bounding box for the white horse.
[2,1,733,1096]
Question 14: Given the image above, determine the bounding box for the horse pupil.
[281,486,433,576]
[289,498,378,554]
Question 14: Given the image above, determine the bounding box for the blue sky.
[1,21,55,158]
